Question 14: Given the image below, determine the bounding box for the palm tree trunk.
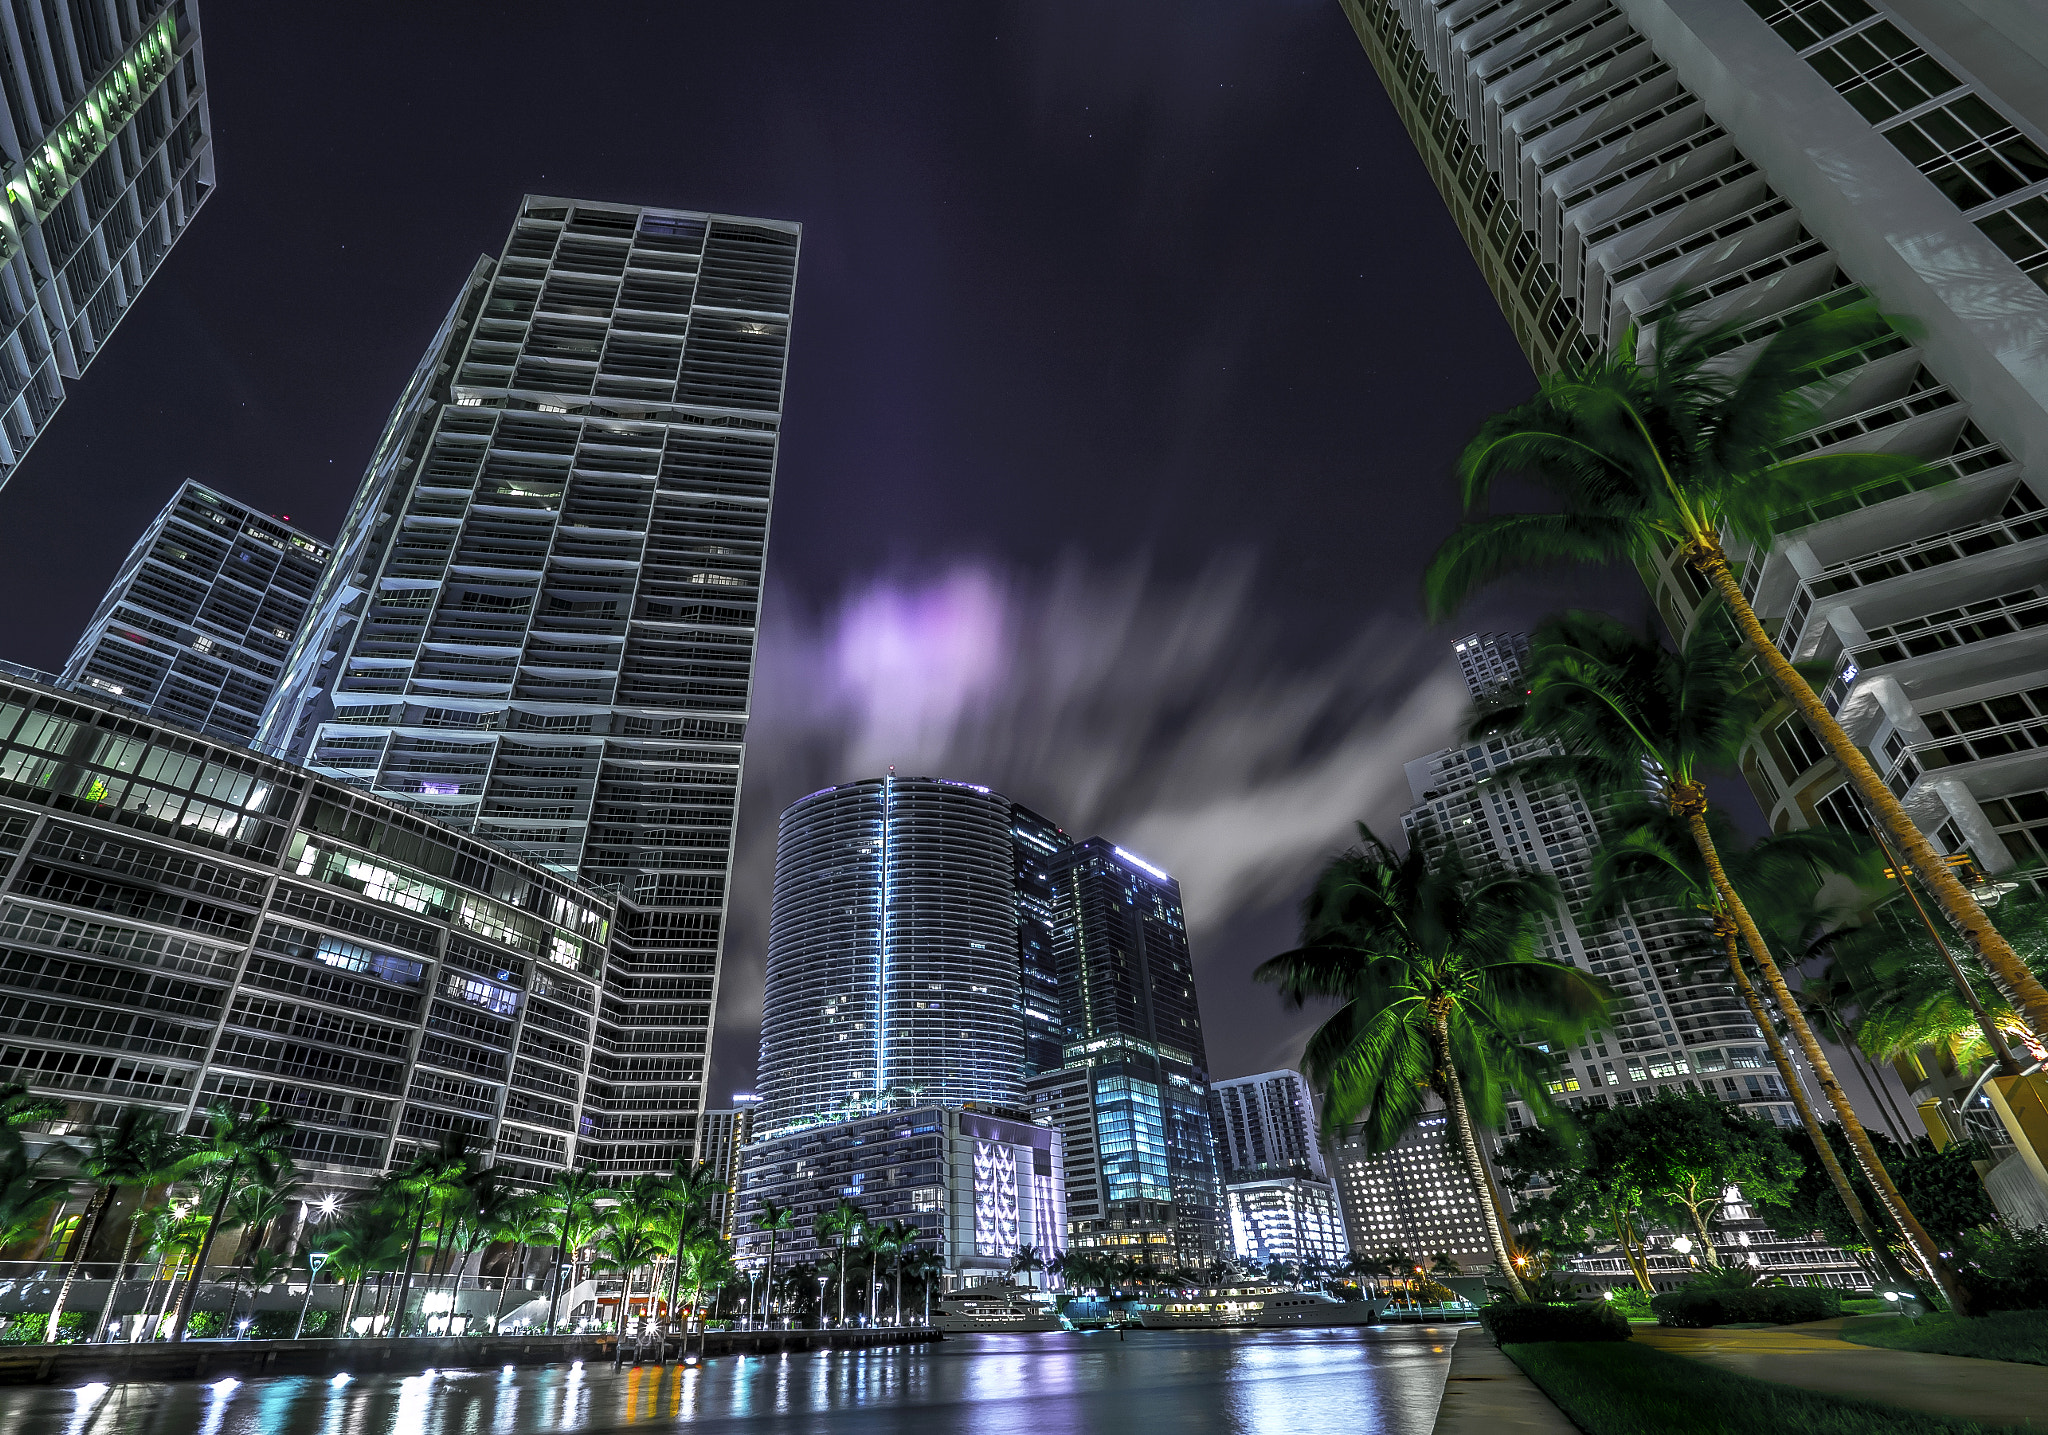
[341,1275,363,1336]
[96,1214,141,1343]
[547,1222,571,1333]
[1693,548,2048,1037]
[838,1241,847,1326]
[392,1194,431,1338]
[765,1230,778,1328]
[47,1185,112,1341]
[1677,789,1967,1310]
[171,1164,239,1341]
[1717,921,1912,1289]
[1429,1000,1528,1302]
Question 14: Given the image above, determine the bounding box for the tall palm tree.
[1424,299,2048,1038]
[594,1222,662,1363]
[46,1107,185,1340]
[1255,828,1610,1301]
[317,1200,407,1337]
[752,1200,794,1328]
[92,1114,194,1343]
[387,1132,470,1338]
[882,1219,920,1324]
[814,1198,865,1326]
[900,1247,943,1325]
[0,1145,67,1251]
[490,1190,555,1333]
[169,1102,292,1341]
[543,1164,602,1334]
[1007,1243,1044,1290]
[1496,606,1962,1306]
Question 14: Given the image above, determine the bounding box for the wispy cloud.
[712,555,1469,1089]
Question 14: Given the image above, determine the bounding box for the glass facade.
[757,777,1025,1134]
[60,481,329,743]
[0,674,610,1188]
[260,194,800,1176]
[0,1,212,489]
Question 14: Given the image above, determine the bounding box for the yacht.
[933,1283,1065,1333]
[1135,1288,1388,1329]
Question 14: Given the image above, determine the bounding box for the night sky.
[0,2,1646,1101]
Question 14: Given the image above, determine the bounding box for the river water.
[2,1327,1461,1435]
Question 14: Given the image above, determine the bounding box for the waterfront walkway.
[1636,1317,2048,1428]
[1430,1328,1575,1434]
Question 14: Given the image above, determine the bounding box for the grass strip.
[1837,1311,2048,1367]
[1503,1339,2028,1435]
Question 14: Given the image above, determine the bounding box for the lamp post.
[296,1251,330,1340]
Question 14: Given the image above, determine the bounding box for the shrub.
[1606,1287,1653,1319]
[1481,1300,1632,1344]
[0,1312,88,1344]
[1652,1284,1840,1327]
[247,1310,338,1339]
[1954,1224,2048,1314]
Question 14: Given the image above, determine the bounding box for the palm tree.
[93,1114,194,1343]
[814,1198,866,1326]
[1494,606,1964,1307]
[46,1107,184,1341]
[543,1164,602,1334]
[448,1168,521,1318]
[882,1220,920,1323]
[0,1083,60,1164]
[1424,298,2048,1040]
[900,1247,944,1325]
[169,1102,292,1341]
[490,1190,555,1333]
[221,1247,293,1336]
[385,1133,470,1338]
[752,1200,794,1328]
[0,1145,67,1252]
[1007,1243,1044,1289]
[1255,829,1609,1301]
[594,1222,662,1363]
[317,1200,407,1337]
[139,1197,210,1340]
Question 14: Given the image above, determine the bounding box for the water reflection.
[0,1327,1458,1435]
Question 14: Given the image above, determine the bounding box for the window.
[1883,97,2048,211]
[1978,196,2048,292]
[1805,22,1958,124]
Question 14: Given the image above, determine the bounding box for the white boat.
[1135,1288,1388,1329]
[933,1283,1065,1333]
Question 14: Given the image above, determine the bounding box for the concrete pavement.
[1635,1317,2048,1428]
[1430,1327,1577,1434]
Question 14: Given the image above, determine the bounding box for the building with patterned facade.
[698,1095,757,1241]
[0,672,612,1191]
[733,1104,1065,1292]
[0,1,212,490]
[258,194,799,1177]
[1326,1098,1497,1268]
[60,481,329,743]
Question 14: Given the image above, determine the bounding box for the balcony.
[1850,588,2048,671]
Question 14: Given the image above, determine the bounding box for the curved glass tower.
[758,776,1023,1134]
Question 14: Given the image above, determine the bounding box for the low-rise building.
[735,1104,1065,1290]
[1224,1175,1349,1269]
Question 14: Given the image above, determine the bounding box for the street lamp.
[1671,1237,1696,1269]
[296,1251,330,1340]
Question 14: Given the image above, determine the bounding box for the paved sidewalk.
[1636,1317,2048,1428]
[1430,1327,1576,1434]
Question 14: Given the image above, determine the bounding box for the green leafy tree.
[1423,298,2048,1040]
[93,1114,195,1343]
[1487,606,1962,1307]
[169,1102,292,1341]
[1759,1125,1997,1255]
[316,1199,407,1336]
[1255,827,1610,1300]
[0,1083,60,1165]
[387,1132,471,1337]
[1496,1121,1656,1291]
[1604,1092,1800,1263]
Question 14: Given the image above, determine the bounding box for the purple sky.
[0,2,1645,1097]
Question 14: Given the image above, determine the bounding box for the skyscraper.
[756,776,1025,1135]
[60,481,328,743]
[1208,1070,1349,1268]
[1012,802,1069,1079]
[1027,839,1222,1267]
[1327,1096,1498,1268]
[0,3,213,488]
[699,1094,758,1240]
[1339,0,2048,874]
[261,195,799,1176]
[1401,633,1797,1123]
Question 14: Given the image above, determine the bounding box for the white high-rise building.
[1402,635,1798,1124]
[1208,1071,1349,1268]
[1340,0,2048,876]
[261,195,799,1177]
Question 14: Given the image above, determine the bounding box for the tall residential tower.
[61,481,328,743]
[1340,0,2048,874]
[0,2,213,488]
[260,195,799,1176]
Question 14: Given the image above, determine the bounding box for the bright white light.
[330,1373,352,1388]
[75,1384,108,1401]
[1884,1291,1901,1302]
[1670,1236,1692,1254]
[1113,846,1170,881]
[1602,1290,1614,1300]
[209,1378,239,1395]
[318,1194,339,1215]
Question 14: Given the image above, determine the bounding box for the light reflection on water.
[4,1327,1458,1435]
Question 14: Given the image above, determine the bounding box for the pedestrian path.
[1430,1328,1577,1434]
[1635,1317,2048,1428]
